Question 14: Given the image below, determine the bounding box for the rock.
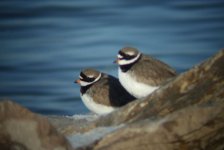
[0,100,73,150]
[94,49,224,126]
[1,49,224,150]
[91,104,224,150]
[84,49,224,150]
[48,115,98,135]
[49,49,224,150]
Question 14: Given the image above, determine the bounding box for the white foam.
[71,113,99,121]
[67,125,122,149]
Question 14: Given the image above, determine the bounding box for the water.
[0,0,224,115]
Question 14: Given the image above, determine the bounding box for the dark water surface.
[0,0,224,115]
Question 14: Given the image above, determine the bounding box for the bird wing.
[132,54,176,86]
[89,74,135,107]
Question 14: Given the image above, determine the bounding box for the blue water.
[0,0,224,115]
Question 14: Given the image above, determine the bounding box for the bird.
[75,68,135,115]
[114,47,176,99]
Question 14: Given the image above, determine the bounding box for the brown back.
[130,54,176,86]
[86,73,135,107]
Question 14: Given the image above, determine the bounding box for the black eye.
[125,55,135,60]
[80,72,95,82]
[119,51,135,60]
[85,77,95,82]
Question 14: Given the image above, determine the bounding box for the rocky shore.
[1,49,224,150]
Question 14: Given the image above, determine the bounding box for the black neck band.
[119,54,141,72]
[120,63,134,72]
[80,72,96,83]
[80,84,92,95]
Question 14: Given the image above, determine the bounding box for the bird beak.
[74,79,81,85]
[113,58,119,64]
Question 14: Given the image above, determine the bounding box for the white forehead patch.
[118,54,123,58]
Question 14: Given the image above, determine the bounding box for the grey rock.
[56,49,224,149]
[95,49,224,126]
[1,49,224,150]
[86,49,224,150]
[0,100,73,150]
[92,104,224,150]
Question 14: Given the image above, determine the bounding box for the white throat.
[118,53,141,65]
[80,73,102,87]
[118,68,159,98]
